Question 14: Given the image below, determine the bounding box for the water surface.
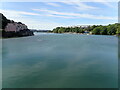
[2,33,118,88]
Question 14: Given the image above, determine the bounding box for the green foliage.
[52,23,119,35]
[116,24,120,35]
[107,24,117,35]
[53,27,61,33]
[92,27,101,35]
[0,13,11,30]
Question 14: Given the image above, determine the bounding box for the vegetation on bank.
[52,23,120,35]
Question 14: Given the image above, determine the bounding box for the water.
[2,33,118,88]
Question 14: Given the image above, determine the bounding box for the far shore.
[34,32,118,37]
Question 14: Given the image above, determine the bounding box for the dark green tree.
[107,25,117,35]
[92,27,101,35]
[100,26,107,35]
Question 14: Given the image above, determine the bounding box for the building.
[5,22,28,32]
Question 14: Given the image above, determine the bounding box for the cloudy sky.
[0,0,118,30]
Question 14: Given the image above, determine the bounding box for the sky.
[0,1,118,30]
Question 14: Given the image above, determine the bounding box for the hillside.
[0,13,34,38]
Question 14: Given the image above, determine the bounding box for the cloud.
[62,1,99,10]
[45,1,99,11]
[19,18,63,30]
[0,9,63,30]
[1,0,119,2]
[61,0,116,11]
[93,0,116,8]
[0,9,40,18]
[18,11,40,16]
[0,8,117,30]
[91,0,119,2]
[32,8,117,20]
[46,2,61,7]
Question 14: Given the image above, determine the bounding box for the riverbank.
[52,23,120,36]
[38,32,118,37]
[2,29,34,38]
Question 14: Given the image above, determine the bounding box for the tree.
[100,26,107,35]
[107,25,117,35]
[52,23,119,35]
[86,25,92,31]
[116,24,120,35]
[0,13,11,29]
[59,27,65,33]
[53,27,61,33]
[92,27,101,35]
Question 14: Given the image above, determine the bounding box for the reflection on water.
[2,33,118,88]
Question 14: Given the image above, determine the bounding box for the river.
[2,33,118,88]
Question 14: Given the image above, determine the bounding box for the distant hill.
[30,29,52,32]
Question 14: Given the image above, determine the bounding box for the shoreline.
[34,32,118,37]
[0,35,34,39]
[1,32,118,39]
[39,32,118,36]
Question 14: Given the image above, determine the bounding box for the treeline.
[52,23,120,35]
